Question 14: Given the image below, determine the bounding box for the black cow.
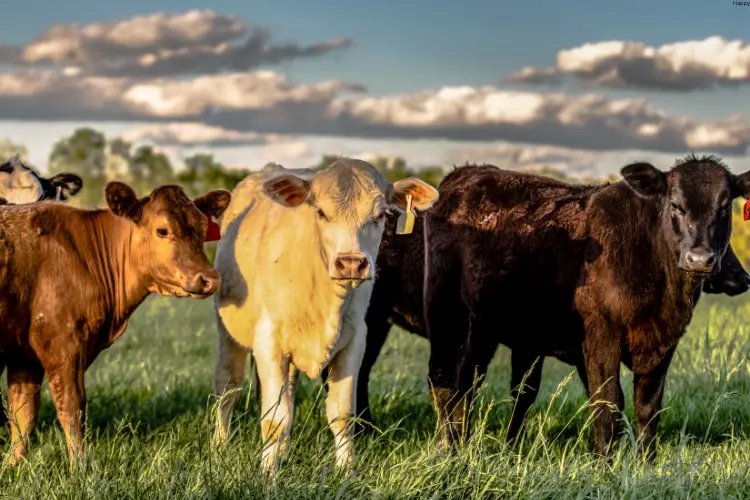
[414,156,750,461]
[335,163,750,447]
[356,206,750,436]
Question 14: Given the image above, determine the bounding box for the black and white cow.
[0,154,83,205]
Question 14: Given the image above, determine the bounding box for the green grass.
[1,292,749,499]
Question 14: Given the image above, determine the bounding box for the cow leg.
[449,314,499,446]
[45,353,87,465]
[212,321,248,444]
[287,361,299,396]
[357,297,394,433]
[246,355,261,409]
[6,361,43,465]
[326,324,366,469]
[582,318,622,458]
[633,348,675,463]
[0,357,6,428]
[425,298,469,453]
[506,350,544,443]
[574,353,625,416]
[256,353,293,475]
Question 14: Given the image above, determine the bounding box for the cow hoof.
[435,437,454,457]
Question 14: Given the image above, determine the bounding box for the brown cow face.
[263,159,438,288]
[621,156,750,275]
[106,181,232,298]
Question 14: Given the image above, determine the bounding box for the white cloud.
[258,140,312,161]
[0,70,748,155]
[121,71,365,117]
[504,36,750,91]
[119,122,312,170]
[444,142,607,177]
[443,142,750,179]
[2,10,351,77]
[120,122,300,147]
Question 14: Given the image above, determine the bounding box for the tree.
[104,138,132,184]
[310,154,342,172]
[416,166,445,187]
[310,154,446,187]
[0,139,29,164]
[176,153,249,197]
[369,156,445,187]
[48,128,108,207]
[129,145,174,195]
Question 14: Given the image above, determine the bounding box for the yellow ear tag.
[396,194,415,235]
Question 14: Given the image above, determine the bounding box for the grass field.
[0,292,748,499]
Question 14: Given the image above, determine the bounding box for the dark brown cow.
[353,209,749,436]
[0,181,231,465]
[417,156,750,461]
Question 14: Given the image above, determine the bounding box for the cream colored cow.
[212,159,438,474]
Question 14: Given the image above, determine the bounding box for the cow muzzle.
[679,249,717,274]
[331,252,371,281]
[182,269,222,297]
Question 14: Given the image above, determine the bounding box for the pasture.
[0,291,748,498]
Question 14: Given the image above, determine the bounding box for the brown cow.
[0,181,231,465]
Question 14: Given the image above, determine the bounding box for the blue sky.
[0,0,749,176]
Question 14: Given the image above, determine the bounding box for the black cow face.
[0,155,83,204]
[621,155,750,275]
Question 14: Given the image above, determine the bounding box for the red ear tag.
[744,199,750,221]
[205,214,221,242]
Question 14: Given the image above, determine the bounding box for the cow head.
[621,155,750,275]
[0,154,83,204]
[262,158,438,288]
[106,181,232,298]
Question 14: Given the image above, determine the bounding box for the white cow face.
[263,159,438,287]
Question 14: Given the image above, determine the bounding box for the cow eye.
[372,212,386,224]
[156,228,169,238]
[316,208,329,221]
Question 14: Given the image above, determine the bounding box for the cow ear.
[263,174,311,207]
[621,162,667,197]
[106,181,143,222]
[48,173,83,197]
[732,170,750,199]
[194,189,232,218]
[390,177,439,212]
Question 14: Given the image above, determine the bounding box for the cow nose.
[682,249,716,273]
[332,253,370,280]
[186,270,222,296]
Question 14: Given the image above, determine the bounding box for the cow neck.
[83,210,151,327]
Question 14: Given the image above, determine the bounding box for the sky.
[0,0,749,177]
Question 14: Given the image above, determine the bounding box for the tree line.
[3,127,750,269]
